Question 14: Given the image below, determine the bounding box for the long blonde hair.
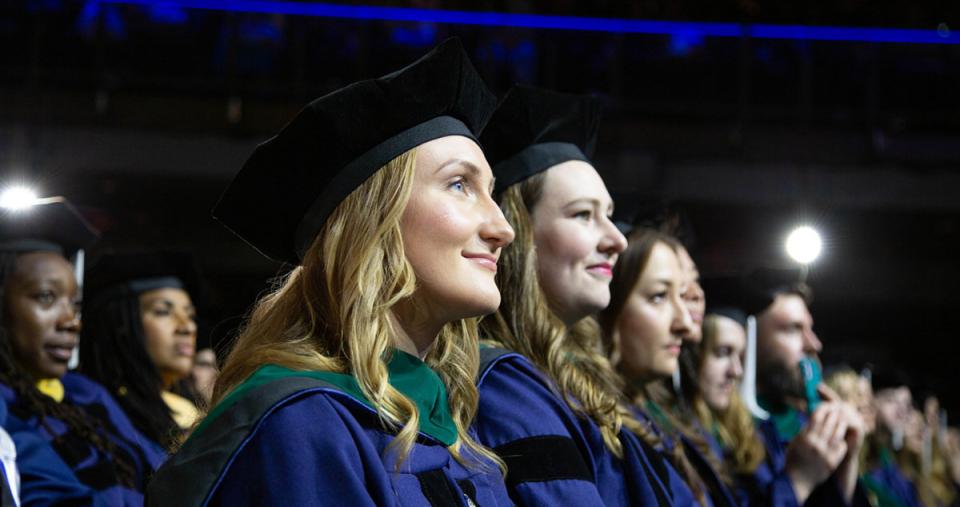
[480,173,648,459]
[691,314,766,475]
[211,148,501,470]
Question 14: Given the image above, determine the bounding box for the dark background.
[2,1,958,414]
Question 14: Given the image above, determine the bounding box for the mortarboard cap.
[0,198,99,258]
[702,275,749,327]
[213,38,497,265]
[870,363,913,392]
[481,85,601,196]
[84,250,203,306]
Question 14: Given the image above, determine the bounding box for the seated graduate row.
[1,38,938,507]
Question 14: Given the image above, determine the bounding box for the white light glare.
[0,186,39,210]
[786,226,822,264]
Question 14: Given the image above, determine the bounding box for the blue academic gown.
[861,450,922,507]
[473,348,692,506]
[632,406,726,507]
[147,356,513,507]
[1,372,166,506]
[757,411,871,507]
[731,442,799,507]
[695,420,798,507]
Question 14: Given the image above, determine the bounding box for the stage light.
[0,186,40,211]
[785,226,822,264]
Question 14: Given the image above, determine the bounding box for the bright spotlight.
[0,186,39,210]
[786,226,822,264]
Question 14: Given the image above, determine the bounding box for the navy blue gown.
[148,352,513,506]
[694,418,798,506]
[860,448,922,507]
[473,347,695,506]
[1,372,167,506]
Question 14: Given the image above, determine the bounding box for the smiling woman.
[147,38,516,506]
[470,85,696,507]
[0,200,166,506]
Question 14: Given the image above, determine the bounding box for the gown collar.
[201,350,457,446]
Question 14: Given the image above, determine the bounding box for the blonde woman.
[473,85,706,506]
[687,309,801,506]
[147,39,515,506]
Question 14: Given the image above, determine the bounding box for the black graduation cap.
[481,85,601,196]
[0,198,99,258]
[870,363,913,391]
[84,250,203,306]
[701,275,749,327]
[213,38,497,265]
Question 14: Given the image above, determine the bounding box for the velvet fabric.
[213,38,497,264]
[480,85,600,196]
[473,349,685,506]
[0,200,98,258]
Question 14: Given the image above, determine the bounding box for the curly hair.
[477,174,701,502]
[209,148,501,471]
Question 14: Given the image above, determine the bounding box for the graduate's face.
[3,252,80,380]
[677,246,705,344]
[614,242,693,380]
[756,294,821,401]
[875,386,911,436]
[139,287,197,388]
[190,347,218,404]
[401,136,514,323]
[530,161,627,324]
[698,315,746,411]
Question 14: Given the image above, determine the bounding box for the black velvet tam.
[0,199,99,258]
[84,250,202,305]
[481,85,601,196]
[213,38,496,265]
[702,275,751,325]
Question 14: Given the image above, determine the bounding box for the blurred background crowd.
[2,1,960,505]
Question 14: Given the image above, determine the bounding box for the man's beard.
[758,357,806,408]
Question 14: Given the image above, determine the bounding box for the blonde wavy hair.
[480,173,653,460]
[211,148,501,470]
[690,314,766,475]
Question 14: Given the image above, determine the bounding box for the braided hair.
[0,252,140,489]
[79,287,183,448]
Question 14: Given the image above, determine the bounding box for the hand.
[819,384,867,454]
[818,384,865,503]
[785,401,850,503]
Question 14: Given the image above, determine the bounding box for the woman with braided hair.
[0,198,165,505]
[79,251,202,449]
